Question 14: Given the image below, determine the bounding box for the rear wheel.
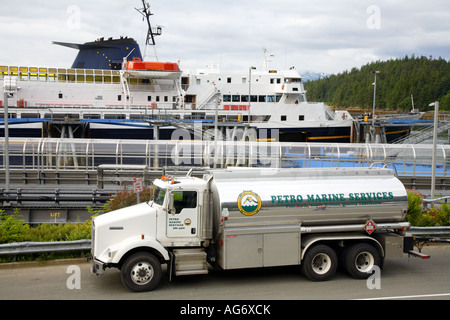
[121,252,162,292]
[302,244,338,281]
[343,243,380,279]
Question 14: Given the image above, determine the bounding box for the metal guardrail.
[0,240,91,256]
[409,226,450,236]
[0,227,448,257]
[0,189,112,205]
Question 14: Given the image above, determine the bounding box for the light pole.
[3,76,17,194]
[429,101,439,201]
[370,71,380,143]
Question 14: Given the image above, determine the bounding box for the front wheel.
[302,244,338,281]
[121,252,162,292]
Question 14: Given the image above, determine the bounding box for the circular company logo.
[237,191,262,216]
[184,218,192,226]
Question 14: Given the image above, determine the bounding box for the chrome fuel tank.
[207,167,408,227]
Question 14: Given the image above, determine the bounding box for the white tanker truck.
[90,167,428,292]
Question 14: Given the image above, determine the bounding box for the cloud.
[0,0,449,74]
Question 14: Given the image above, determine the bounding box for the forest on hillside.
[304,55,450,111]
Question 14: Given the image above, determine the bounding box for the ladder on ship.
[197,86,221,110]
[119,71,131,109]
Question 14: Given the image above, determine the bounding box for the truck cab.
[91,173,212,292]
[153,175,209,246]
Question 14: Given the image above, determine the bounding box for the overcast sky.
[0,0,449,75]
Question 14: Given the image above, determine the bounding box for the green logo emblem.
[237,191,262,216]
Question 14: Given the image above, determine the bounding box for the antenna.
[135,1,162,60]
[262,47,275,71]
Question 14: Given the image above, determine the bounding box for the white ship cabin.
[180,65,343,125]
[182,65,306,109]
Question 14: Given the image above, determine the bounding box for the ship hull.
[0,123,351,143]
[1,121,411,143]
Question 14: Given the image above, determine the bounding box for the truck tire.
[121,252,162,292]
[302,244,338,281]
[343,243,380,279]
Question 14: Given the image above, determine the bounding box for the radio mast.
[135,1,162,60]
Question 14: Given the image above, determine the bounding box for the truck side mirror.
[168,192,176,215]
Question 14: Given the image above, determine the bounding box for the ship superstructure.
[0,60,355,142]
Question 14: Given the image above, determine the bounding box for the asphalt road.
[0,245,449,302]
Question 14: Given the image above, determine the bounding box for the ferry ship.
[0,2,416,143]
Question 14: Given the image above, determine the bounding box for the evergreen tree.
[304,55,450,111]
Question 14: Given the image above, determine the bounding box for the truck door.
[167,190,198,238]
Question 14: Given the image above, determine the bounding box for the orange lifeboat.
[126,57,179,71]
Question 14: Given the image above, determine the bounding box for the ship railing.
[0,65,176,87]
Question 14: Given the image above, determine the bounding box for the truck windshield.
[153,186,166,206]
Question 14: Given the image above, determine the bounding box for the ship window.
[223,95,231,102]
[164,96,169,102]
[19,72,28,81]
[267,95,275,102]
[105,114,125,119]
[241,95,249,102]
[21,113,39,118]
[58,74,67,82]
[84,114,101,119]
[227,77,232,83]
[281,115,287,121]
[147,96,152,101]
[276,95,282,102]
[196,79,201,85]
[299,115,305,121]
[232,95,240,102]
[48,73,57,82]
[58,93,63,99]
[117,95,122,101]
[242,77,247,84]
[156,96,160,102]
[250,95,257,102]
[258,95,266,102]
